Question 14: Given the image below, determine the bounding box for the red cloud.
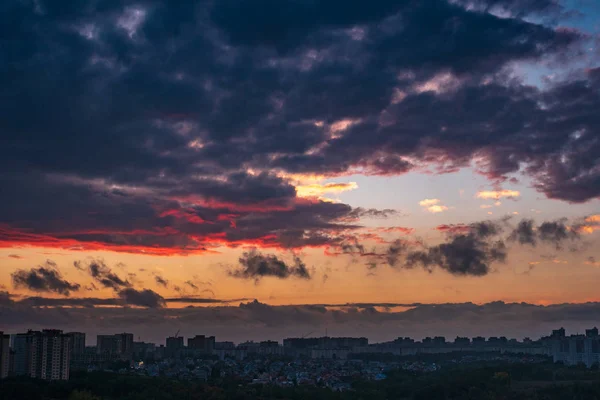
[374,227,414,235]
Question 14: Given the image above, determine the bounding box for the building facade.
[12,330,70,380]
[0,332,9,379]
[187,335,215,353]
[96,333,133,360]
[66,332,86,356]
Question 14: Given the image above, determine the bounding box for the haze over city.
[1,0,600,344]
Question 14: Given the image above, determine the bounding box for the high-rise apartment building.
[66,332,86,356]
[13,332,32,376]
[13,330,70,380]
[0,332,10,379]
[188,335,216,353]
[166,336,184,358]
[96,333,134,360]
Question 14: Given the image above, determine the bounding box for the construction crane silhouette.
[174,329,180,338]
[301,331,314,339]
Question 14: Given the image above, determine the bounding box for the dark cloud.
[8,254,23,259]
[11,261,81,296]
[0,0,596,260]
[117,288,166,308]
[184,280,199,291]
[403,234,507,276]
[386,239,410,267]
[509,218,579,248]
[231,249,311,281]
[351,217,587,276]
[346,207,400,220]
[165,297,248,304]
[17,296,121,308]
[538,220,578,248]
[7,295,243,308]
[359,220,508,276]
[0,291,13,306]
[154,275,169,288]
[75,259,131,290]
[509,219,537,246]
[451,0,565,17]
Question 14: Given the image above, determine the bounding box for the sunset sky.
[1,0,600,343]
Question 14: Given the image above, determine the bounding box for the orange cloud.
[577,215,600,234]
[419,198,440,207]
[476,189,520,200]
[428,205,449,213]
[586,258,600,267]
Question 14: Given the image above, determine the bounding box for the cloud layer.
[4,296,600,344]
[0,0,597,256]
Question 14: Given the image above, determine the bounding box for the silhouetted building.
[392,337,415,346]
[133,342,156,359]
[66,332,86,356]
[552,328,566,338]
[215,341,235,350]
[13,330,70,380]
[188,335,215,353]
[166,336,184,357]
[551,328,600,367]
[0,332,9,379]
[13,332,32,376]
[586,327,599,338]
[423,337,446,345]
[454,337,470,346]
[283,337,368,351]
[96,333,133,360]
[472,337,486,345]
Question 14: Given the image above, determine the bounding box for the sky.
[1,0,600,343]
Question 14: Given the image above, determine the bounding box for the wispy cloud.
[296,182,358,198]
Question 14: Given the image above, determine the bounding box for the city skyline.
[2,0,600,343]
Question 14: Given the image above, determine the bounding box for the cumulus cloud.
[419,199,449,213]
[401,221,507,276]
[11,261,81,296]
[419,199,441,207]
[231,249,311,281]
